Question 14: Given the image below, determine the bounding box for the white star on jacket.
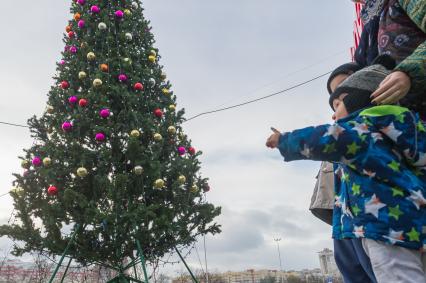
[362,169,376,178]
[371,132,383,143]
[383,229,405,244]
[353,225,365,238]
[364,194,386,218]
[381,122,402,142]
[323,124,345,140]
[413,152,426,167]
[300,144,311,158]
[352,122,370,136]
[406,190,426,210]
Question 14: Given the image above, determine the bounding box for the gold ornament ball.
[77,167,88,178]
[162,88,170,95]
[78,71,87,79]
[43,157,52,167]
[87,52,96,61]
[154,179,165,189]
[93,79,103,87]
[160,71,167,80]
[178,175,186,185]
[130,130,140,138]
[169,104,176,111]
[21,160,30,169]
[10,187,24,197]
[153,133,162,141]
[46,105,54,114]
[190,184,199,193]
[148,55,156,63]
[167,126,176,135]
[150,50,157,56]
[124,9,131,16]
[134,166,144,175]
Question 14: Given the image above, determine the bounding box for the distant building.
[318,248,340,277]
[222,269,287,283]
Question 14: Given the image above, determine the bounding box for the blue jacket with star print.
[277,105,426,250]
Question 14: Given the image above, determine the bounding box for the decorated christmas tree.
[0,0,220,274]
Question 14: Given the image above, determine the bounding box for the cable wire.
[184,71,331,122]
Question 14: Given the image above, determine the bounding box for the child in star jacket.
[267,60,426,282]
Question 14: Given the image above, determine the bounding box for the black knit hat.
[327,62,362,94]
[329,55,396,114]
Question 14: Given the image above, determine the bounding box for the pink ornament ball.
[118,74,127,82]
[32,157,42,167]
[91,5,100,14]
[62,121,73,132]
[78,20,85,28]
[64,45,70,52]
[77,0,86,5]
[177,146,186,155]
[100,108,110,118]
[60,60,66,65]
[70,46,78,54]
[188,147,196,155]
[95,133,105,141]
[68,96,78,104]
[115,10,124,18]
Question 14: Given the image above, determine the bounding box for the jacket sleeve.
[395,0,426,94]
[359,105,426,167]
[277,118,371,164]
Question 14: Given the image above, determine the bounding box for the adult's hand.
[370,71,411,105]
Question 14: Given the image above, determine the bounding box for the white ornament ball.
[123,58,132,65]
[161,71,167,80]
[43,157,52,167]
[98,22,107,30]
[77,167,88,178]
[134,166,144,175]
[78,71,87,79]
[132,2,139,9]
[125,33,133,41]
[87,52,96,61]
[93,79,103,87]
[46,105,54,114]
[153,133,162,141]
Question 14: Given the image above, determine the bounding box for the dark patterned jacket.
[379,0,426,115]
[278,105,426,250]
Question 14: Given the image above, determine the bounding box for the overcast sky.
[0,0,356,277]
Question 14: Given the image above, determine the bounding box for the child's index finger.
[271,127,280,134]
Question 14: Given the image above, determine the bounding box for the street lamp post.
[274,238,283,283]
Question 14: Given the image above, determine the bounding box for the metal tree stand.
[48,227,199,283]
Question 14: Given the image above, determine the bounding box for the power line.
[184,71,331,122]
[0,121,28,128]
[0,70,331,129]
